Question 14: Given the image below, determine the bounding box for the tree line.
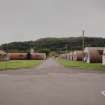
[0,37,105,55]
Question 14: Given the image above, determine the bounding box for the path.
[0,58,105,105]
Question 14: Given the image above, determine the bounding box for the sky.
[0,0,105,44]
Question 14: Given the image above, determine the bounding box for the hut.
[66,53,70,60]
[8,53,46,60]
[73,51,84,61]
[42,53,46,60]
[84,47,104,63]
[70,52,73,60]
[102,49,105,65]
[31,53,46,60]
[66,52,74,60]
[60,52,73,60]
[8,53,27,60]
[60,54,66,59]
[0,50,9,61]
[60,54,64,59]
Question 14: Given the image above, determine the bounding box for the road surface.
[0,58,105,105]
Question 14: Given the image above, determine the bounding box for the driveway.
[0,58,105,105]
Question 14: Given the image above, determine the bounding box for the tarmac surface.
[0,58,105,105]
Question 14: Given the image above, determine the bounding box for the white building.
[84,47,105,63]
[102,49,105,65]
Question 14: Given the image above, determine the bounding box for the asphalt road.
[0,58,105,105]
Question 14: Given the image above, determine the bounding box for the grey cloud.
[0,0,105,44]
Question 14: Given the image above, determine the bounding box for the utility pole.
[82,30,85,62]
[82,30,85,51]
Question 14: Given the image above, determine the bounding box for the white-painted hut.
[60,53,68,60]
[31,53,46,60]
[70,52,73,60]
[60,54,65,59]
[84,47,104,63]
[73,51,84,61]
[66,53,70,60]
[0,50,9,61]
[102,49,105,65]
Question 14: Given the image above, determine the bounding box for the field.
[0,60,41,70]
[58,59,105,72]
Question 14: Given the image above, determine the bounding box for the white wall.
[102,55,105,65]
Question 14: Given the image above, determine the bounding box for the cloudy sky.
[0,0,105,44]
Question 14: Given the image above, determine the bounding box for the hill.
[0,37,105,54]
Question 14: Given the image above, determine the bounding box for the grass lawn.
[58,59,105,72]
[0,60,41,70]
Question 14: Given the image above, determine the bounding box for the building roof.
[0,50,6,55]
[84,47,105,52]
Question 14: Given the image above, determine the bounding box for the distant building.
[102,49,105,65]
[8,53,27,60]
[73,51,84,61]
[8,52,46,60]
[0,50,9,61]
[70,52,73,60]
[84,47,105,63]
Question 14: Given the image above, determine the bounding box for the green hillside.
[0,37,105,54]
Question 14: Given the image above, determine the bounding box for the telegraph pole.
[82,30,85,62]
[82,30,85,51]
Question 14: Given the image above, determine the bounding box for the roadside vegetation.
[58,59,105,72]
[0,60,41,70]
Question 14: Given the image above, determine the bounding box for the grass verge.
[58,59,105,72]
[0,60,41,70]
